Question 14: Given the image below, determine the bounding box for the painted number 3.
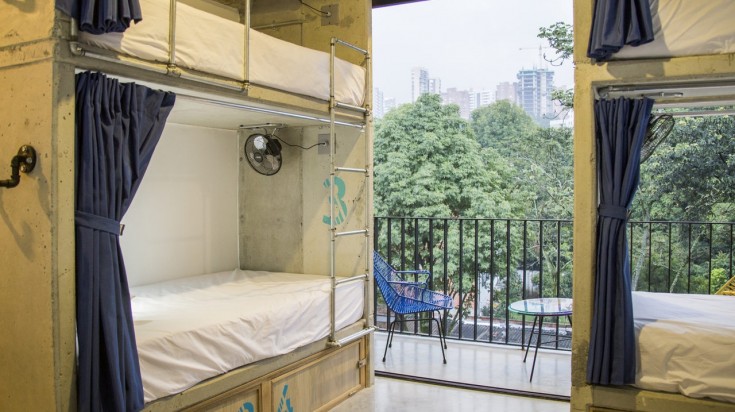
[323,176,348,226]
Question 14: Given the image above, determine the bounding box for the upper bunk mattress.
[613,0,735,60]
[77,0,366,106]
[130,269,364,403]
[632,291,735,403]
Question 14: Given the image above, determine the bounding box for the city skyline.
[374,65,566,127]
[373,0,574,105]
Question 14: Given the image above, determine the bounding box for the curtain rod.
[175,93,365,129]
[654,108,735,118]
[597,79,735,100]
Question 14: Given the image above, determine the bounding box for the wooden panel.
[188,385,260,412]
[270,341,364,412]
[589,407,631,412]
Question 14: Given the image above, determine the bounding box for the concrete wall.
[121,124,240,287]
[571,1,735,411]
[302,125,369,277]
[0,3,76,411]
[239,127,305,272]
[239,124,369,277]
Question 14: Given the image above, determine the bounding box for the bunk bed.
[72,0,367,107]
[632,292,735,404]
[59,0,374,410]
[582,2,735,410]
[611,0,735,60]
[131,269,365,404]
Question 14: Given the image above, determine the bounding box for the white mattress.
[77,0,366,106]
[632,291,735,403]
[130,269,364,403]
[613,0,735,59]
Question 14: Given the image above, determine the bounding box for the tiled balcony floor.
[373,331,572,398]
[330,376,570,412]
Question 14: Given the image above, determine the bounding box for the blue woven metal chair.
[373,251,453,363]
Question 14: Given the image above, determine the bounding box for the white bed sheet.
[633,291,735,403]
[131,269,364,403]
[613,0,735,60]
[77,0,366,106]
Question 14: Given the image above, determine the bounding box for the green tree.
[470,101,574,219]
[538,22,574,109]
[375,94,515,219]
[470,100,538,152]
[374,94,521,335]
[631,114,735,291]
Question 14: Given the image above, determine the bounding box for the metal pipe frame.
[244,0,250,84]
[328,36,372,347]
[168,0,177,72]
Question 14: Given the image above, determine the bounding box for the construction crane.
[519,45,551,69]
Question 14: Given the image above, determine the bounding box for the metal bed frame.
[67,0,374,350]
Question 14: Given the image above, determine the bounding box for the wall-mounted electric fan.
[244,133,282,176]
[641,114,674,163]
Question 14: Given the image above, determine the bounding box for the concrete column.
[0,4,76,410]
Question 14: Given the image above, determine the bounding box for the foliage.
[537,22,573,65]
[471,101,574,219]
[537,22,574,109]
[374,94,515,219]
[470,100,538,152]
[374,96,574,338]
[551,88,574,109]
[633,115,735,222]
[630,114,735,292]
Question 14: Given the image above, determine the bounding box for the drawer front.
[271,341,363,412]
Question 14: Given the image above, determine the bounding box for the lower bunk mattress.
[130,269,364,403]
[632,291,735,403]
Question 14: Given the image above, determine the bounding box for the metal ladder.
[327,37,375,347]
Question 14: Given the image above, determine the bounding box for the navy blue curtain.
[587,97,653,385]
[75,71,175,411]
[587,0,655,61]
[56,0,142,34]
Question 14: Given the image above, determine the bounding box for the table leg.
[523,315,538,363]
[529,315,545,382]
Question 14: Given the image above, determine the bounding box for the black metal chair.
[373,252,453,363]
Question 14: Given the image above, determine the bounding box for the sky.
[372,0,574,105]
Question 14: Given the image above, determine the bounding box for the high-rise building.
[469,89,495,113]
[373,88,385,118]
[412,67,441,102]
[442,87,471,119]
[516,68,555,126]
[495,81,518,104]
[411,67,429,102]
[384,97,396,114]
[428,78,441,95]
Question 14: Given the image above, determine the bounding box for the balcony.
[372,216,735,396]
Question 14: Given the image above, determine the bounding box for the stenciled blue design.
[277,384,294,412]
[238,401,255,412]
[322,176,348,226]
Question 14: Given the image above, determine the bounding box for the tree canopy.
[374,94,517,219]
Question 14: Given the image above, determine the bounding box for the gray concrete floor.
[330,332,571,411]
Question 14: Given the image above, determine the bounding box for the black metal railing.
[373,217,735,351]
[628,220,735,294]
[373,216,574,351]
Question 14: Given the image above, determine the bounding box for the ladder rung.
[335,229,369,237]
[335,274,368,286]
[334,38,369,55]
[335,101,368,114]
[335,167,367,173]
[327,327,375,348]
